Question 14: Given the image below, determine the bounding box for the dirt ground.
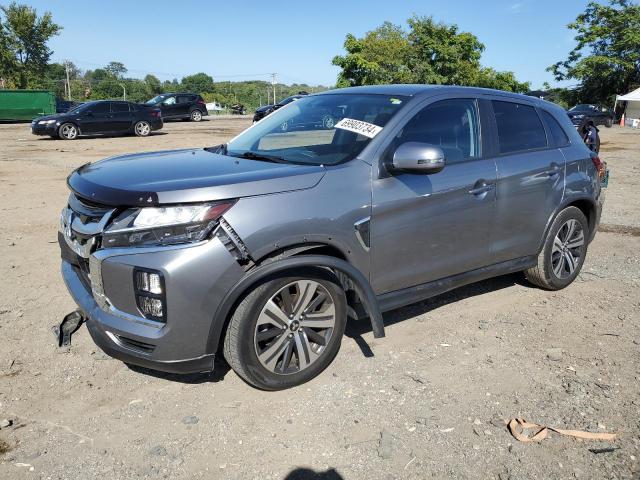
[0,118,638,480]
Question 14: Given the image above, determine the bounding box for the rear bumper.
[60,234,246,374]
[150,118,163,130]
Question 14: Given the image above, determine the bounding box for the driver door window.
[395,98,480,163]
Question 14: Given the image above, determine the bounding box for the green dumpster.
[0,90,56,121]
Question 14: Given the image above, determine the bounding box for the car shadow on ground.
[125,360,231,384]
[36,132,169,141]
[345,272,528,358]
[284,468,344,479]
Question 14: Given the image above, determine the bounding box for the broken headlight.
[102,201,235,248]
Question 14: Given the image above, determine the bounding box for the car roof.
[315,84,565,113]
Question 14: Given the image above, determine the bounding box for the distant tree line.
[34,61,328,110]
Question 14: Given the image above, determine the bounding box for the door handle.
[468,184,495,196]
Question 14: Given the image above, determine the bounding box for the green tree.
[104,61,127,79]
[0,2,61,88]
[144,74,162,95]
[549,0,640,104]
[180,72,214,94]
[332,15,529,93]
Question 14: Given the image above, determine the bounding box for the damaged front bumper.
[60,230,246,374]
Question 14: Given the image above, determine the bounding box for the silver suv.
[59,85,607,390]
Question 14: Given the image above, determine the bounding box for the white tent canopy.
[617,87,640,102]
[616,87,640,127]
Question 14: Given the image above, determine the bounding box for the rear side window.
[396,98,481,164]
[111,102,130,113]
[177,95,192,104]
[492,101,547,154]
[541,110,569,147]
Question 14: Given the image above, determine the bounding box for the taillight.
[196,98,205,105]
[591,155,605,178]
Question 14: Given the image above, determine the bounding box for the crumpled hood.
[68,148,325,206]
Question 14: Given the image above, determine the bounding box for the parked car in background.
[31,100,162,140]
[58,85,608,390]
[567,104,614,128]
[252,93,308,123]
[145,93,208,121]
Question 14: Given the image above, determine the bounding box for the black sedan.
[252,94,307,123]
[31,100,163,140]
[567,104,614,128]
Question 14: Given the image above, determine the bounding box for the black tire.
[605,118,613,128]
[133,121,151,137]
[58,122,78,140]
[223,267,347,390]
[525,206,589,290]
[190,109,203,122]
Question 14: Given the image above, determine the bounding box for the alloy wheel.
[135,122,150,136]
[61,124,77,139]
[551,219,585,279]
[191,110,202,121]
[254,280,336,375]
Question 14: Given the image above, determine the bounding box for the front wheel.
[134,121,151,137]
[525,206,589,290]
[223,268,347,390]
[58,123,78,140]
[190,109,203,122]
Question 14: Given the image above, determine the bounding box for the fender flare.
[205,255,385,354]
[537,196,598,253]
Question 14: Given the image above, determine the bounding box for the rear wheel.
[134,121,151,137]
[190,109,203,122]
[58,123,78,140]
[223,268,347,390]
[525,206,589,290]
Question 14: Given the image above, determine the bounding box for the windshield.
[277,95,301,106]
[570,104,595,111]
[226,94,407,166]
[146,95,167,105]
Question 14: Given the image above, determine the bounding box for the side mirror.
[391,142,445,174]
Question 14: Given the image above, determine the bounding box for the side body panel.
[482,97,567,263]
[223,159,373,278]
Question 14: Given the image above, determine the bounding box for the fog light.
[135,271,163,294]
[133,268,166,321]
[137,296,164,318]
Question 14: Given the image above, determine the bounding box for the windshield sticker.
[334,118,383,139]
[390,98,402,105]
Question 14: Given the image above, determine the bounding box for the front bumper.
[60,232,246,374]
[31,122,59,136]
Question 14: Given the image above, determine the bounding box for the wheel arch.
[205,253,384,357]
[537,196,597,253]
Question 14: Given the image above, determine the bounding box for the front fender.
[205,255,385,355]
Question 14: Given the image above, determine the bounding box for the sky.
[22,0,593,89]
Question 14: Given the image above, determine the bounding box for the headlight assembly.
[102,201,235,248]
[38,119,57,125]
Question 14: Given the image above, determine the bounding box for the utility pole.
[270,73,277,105]
[64,60,72,100]
[118,83,126,101]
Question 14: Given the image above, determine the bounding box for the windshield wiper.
[233,151,288,163]
[204,143,227,155]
